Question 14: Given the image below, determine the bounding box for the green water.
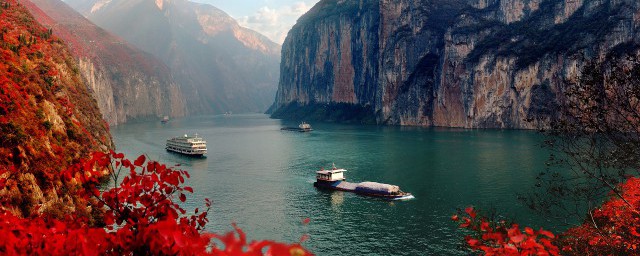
[111,114,556,255]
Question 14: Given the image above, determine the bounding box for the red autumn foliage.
[453,207,560,255]
[0,2,310,254]
[456,178,640,255]
[0,0,111,218]
[560,177,640,255]
[0,151,311,255]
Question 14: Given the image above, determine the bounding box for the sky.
[191,0,321,44]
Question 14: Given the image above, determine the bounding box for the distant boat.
[224,111,232,116]
[280,121,313,132]
[161,116,170,123]
[298,121,312,132]
[166,134,207,157]
[313,164,414,200]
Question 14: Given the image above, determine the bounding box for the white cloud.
[237,1,316,44]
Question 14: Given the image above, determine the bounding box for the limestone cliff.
[23,0,186,125]
[66,0,281,115]
[272,0,640,128]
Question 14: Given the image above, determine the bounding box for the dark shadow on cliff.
[270,102,377,124]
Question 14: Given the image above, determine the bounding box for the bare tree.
[521,55,640,226]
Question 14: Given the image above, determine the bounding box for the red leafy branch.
[452,207,560,256]
[560,177,640,255]
[0,151,312,255]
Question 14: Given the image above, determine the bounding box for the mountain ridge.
[66,0,282,114]
[24,0,186,126]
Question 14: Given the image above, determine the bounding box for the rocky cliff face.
[273,0,640,128]
[66,0,281,114]
[23,0,186,126]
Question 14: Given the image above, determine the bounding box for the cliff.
[0,0,112,217]
[66,0,281,114]
[272,0,640,128]
[22,0,186,126]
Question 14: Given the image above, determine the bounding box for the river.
[111,114,558,255]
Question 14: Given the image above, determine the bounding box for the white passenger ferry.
[166,134,207,157]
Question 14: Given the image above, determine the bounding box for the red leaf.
[134,155,146,166]
[465,207,476,219]
[179,193,186,202]
[525,227,534,235]
[300,234,310,243]
[184,186,193,193]
[510,234,526,243]
[538,229,555,239]
[480,221,490,231]
[467,238,480,247]
[302,218,310,225]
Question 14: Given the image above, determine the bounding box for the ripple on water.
[111,114,562,255]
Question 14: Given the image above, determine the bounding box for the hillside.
[272,0,640,128]
[66,0,281,114]
[0,0,111,217]
[22,0,186,125]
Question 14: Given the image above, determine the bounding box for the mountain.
[271,0,640,128]
[0,0,111,217]
[66,0,281,114]
[23,0,186,126]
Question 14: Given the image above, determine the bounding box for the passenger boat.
[313,164,414,200]
[165,134,207,157]
[161,116,170,123]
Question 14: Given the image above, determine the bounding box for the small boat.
[161,116,170,123]
[281,121,313,132]
[166,133,207,157]
[313,164,414,200]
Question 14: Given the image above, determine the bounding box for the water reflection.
[330,191,344,209]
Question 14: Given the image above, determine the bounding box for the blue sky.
[191,0,320,44]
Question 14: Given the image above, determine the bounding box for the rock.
[66,0,281,115]
[273,0,640,128]
[23,0,186,126]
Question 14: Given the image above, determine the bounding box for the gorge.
[271,0,640,128]
[66,0,282,116]
[24,0,186,126]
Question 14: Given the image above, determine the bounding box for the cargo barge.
[313,164,414,200]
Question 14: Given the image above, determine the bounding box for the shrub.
[452,207,559,255]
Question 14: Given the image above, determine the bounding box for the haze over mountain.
[272,0,640,128]
[23,0,186,126]
[66,0,282,114]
